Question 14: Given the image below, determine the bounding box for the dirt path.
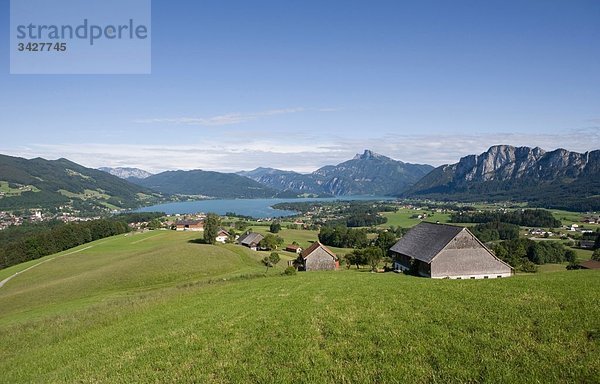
[0,246,93,289]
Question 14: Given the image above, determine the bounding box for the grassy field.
[551,209,600,230]
[0,231,290,323]
[380,209,451,228]
[0,231,598,383]
[0,181,40,197]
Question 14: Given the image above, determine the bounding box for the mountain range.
[1,145,599,213]
[238,150,433,196]
[405,145,600,211]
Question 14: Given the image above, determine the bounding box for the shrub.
[283,266,297,276]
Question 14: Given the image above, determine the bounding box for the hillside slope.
[0,236,597,384]
[405,145,600,211]
[0,154,158,212]
[132,170,278,199]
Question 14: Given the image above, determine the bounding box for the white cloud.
[3,128,598,174]
[134,108,307,126]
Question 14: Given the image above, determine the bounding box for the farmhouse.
[175,220,204,232]
[238,232,264,251]
[390,222,513,279]
[215,229,230,244]
[297,241,339,271]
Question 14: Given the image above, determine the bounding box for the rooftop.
[390,222,465,263]
[301,241,337,260]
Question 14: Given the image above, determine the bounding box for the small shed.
[285,244,303,254]
[238,232,264,251]
[299,241,339,271]
[390,222,513,279]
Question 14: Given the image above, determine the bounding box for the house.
[215,229,230,244]
[579,240,596,249]
[390,222,513,279]
[297,241,339,271]
[175,220,204,231]
[238,232,264,251]
[578,260,600,270]
[285,244,303,254]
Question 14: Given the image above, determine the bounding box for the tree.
[203,213,220,245]
[147,218,162,230]
[374,231,397,255]
[564,249,577,264]
[345,250,368,269]
[259,234,284,251]
[269,222,281,233]
[344,253,358,269]
[520,259,538,273]
[262,252,280,273]
[363,247,384,272]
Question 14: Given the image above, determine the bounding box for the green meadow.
[0,231,598,383]
[380,209,451,228]
[0,181,39,197]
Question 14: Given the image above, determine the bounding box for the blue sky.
[1,0,599,173]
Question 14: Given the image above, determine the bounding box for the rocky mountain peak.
[353,149,387,161]
[99,167,153,180]
[406,145,600,210]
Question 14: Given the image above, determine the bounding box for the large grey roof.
[389,222,464,263]
[238,232,264,246]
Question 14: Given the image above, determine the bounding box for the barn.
[390,222,513,279]
[285,244,303,254]
[175,220,204,232]
[298,241,339,271]
[237,232,264,251]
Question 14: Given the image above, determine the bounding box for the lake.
[136,196,394,218]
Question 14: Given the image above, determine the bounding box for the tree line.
[450,209,561,228]
[492,238,576,272]
[0,219,130,269]
[470,222,520,243]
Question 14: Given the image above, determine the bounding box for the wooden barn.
[297,241,339,271]
[390,222,513,279]
[237,232,264,251]
[175,220,204,232]
[285,244,303,254]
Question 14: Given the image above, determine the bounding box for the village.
[139,202,600,277]
[0,208,101,231]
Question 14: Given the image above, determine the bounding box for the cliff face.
[405,145,600,211]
